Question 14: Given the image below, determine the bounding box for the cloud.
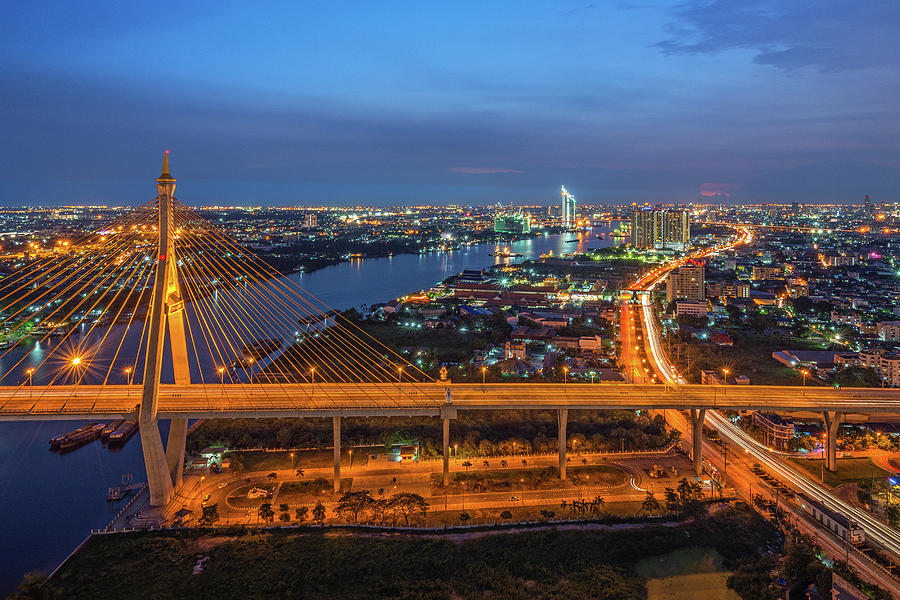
[446,167,524,174]
[655,0,900,73]
[699,182,735,197]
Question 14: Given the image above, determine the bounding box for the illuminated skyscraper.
[631,206,690,251]
[561,186,576,228]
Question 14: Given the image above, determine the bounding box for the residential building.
[751,412,795,450]
[667,264,705,302]
[631,207,690,251]
[751,265,783,280]
[876,321,900,342]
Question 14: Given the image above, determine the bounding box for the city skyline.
[2,1,899,207]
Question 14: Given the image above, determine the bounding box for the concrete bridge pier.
[824,411,842,472]
[690,409,707,476]
[558,409,568,480]
[441,403,457,487]
[165,418,188,488]
[333,416,342,493]
[139,417,174,506]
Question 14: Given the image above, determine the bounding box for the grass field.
[636,547,741,600]
[433,464,628,493]
[788,457,890,486]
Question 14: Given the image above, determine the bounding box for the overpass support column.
[558,409,568,480]
[333,416,341,493]
[690,409,707,477]
[139,418,174,506]
[824,411,842,472]
[165,418,188,488]
[441,404,457,487]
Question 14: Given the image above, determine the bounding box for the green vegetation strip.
[46,506,774,599]
[787,457,891,487]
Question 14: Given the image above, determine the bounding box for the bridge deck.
[0,383,898,420]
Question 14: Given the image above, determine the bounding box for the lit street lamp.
[25,368,34,399]
[310,366,316,385]
[563,366,569,384]
[801,369,809,386]
[481,366,486,385]
[124,366,133,386]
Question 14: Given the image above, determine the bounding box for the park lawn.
[788,457,891,486]
[433,465,628,493]
[231,448,362,472]
[276,479,332,502]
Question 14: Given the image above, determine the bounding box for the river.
[0,226,619,594]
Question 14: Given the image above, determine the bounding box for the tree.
[641,492,661,516]
[664,487,680,514]
[7,571,49,600]
[389,493,429,526]
[296,468,305,479]
[461,460,473,471]
[279,512,291,524]
[258,502,275,524]
[677,478,702,505]
[278,503,289,513]
[335,490,376,523]
[199,503,220,525]
[266,472,278,482]
[312,501,327,525]
[458,511,471,524]
[294,506,308,523]
[500,510,512,520]
[228,454,244,474]
[540,509,555,520]
[832,366,881,388]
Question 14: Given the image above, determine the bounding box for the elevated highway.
[2,382,900,421]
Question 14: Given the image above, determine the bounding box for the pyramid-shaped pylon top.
[158,150,174,181]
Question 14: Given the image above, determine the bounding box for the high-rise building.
[631,207,690,251]
[561,186,576,228]
[667,264,705,302]
[304,213,318,228]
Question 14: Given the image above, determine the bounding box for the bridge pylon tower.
[139,151,192,506]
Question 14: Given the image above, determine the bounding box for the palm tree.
[296,468,305,479]
[459,511,471,524]
[592,496,605,514]
[279,512,291,524]
[278,503,289,513]
[500,510,512,520]
[500,460,508,468]
[461,461,473,471]
[539,509,555,520]
[641,491,661,516]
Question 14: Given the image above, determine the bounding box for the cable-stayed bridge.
[1,154,899,507]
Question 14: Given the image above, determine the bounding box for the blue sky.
[2,1,898,206]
